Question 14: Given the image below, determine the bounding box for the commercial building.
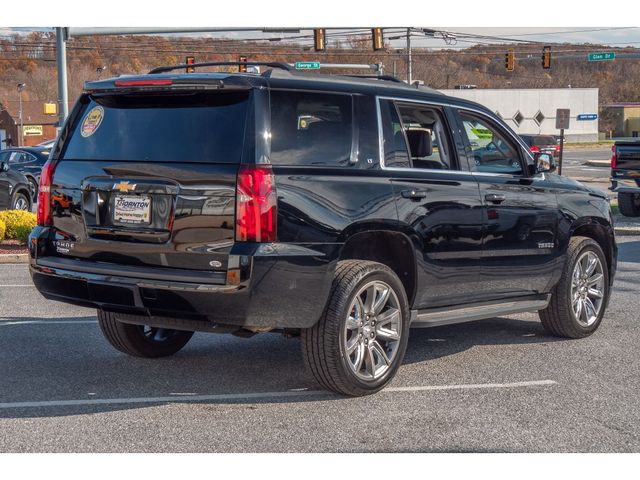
[439,88,599,143]
[0,101,59,149]
[601,103,640,138]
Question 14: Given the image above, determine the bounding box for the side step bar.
[411,295,550,328]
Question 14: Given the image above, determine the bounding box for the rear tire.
[301,260,410,396]
[97,310,194,358]
[539,236,609,338]
[618,192,640,217]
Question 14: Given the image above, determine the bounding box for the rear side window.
[62,91,250,163]
[270,90,353,166]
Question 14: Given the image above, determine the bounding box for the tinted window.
[460,112,523,175]
[380,100,410,168]
[0,152,11,162]
[397,103,453,170]
[63,91,250,163]
[270,90,352,166]
[531,135,557,146]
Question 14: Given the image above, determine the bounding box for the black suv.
[29,62,617,396]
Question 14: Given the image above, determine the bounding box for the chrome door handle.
[401,189,427,200]
[485,193,506,204]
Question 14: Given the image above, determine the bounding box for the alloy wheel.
[343,280,402,381]
[571,251,605,327]
[14,197,28,210]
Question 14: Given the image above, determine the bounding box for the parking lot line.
[0,380,556,410]
[0,285,35,287]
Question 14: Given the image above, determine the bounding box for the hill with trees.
[1,31,639,132]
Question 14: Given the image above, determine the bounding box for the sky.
[2,27,640,49]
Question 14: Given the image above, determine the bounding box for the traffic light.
[542,46,551,69]
[372,28,384,51]
[238,55,247,73]
[185,56,195,73]
[505,49,515,71]
[314,28,326,52]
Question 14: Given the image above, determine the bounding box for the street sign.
[588,52,615,62]
[556,109,571,130]
[577,114,598,121]
[294,61,321,70]
[23,125,43,136]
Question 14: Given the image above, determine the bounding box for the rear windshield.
[62,91,250,163]
[531,136,557,146]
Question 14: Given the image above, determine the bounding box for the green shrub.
[0,217,5,242]
[0,210,37,244]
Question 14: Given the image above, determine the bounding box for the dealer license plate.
[113,195,151,224]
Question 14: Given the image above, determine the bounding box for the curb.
[0,253,29,264]
[584,160,610,167]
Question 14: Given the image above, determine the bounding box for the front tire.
[97,310,194,358]
[618,192,640,217]
[11,191,30,211]
[539,236,609,338]
[301,260,410,396]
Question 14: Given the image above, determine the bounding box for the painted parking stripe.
[0,285,35,287]
[0,380,556,410]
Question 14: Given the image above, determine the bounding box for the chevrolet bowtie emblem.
[113,181,136,193]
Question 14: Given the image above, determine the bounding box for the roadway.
[0,236,638,452]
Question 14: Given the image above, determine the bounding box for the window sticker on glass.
[81,106,105,138]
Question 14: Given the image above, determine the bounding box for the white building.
[439,88,599,143]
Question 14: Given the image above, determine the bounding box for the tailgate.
[50,160,237,271]
[43,89,252,273]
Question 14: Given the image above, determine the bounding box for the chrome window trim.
[375,95,535,178]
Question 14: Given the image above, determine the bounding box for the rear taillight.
[611,145,617,169]
[235,164,277,242]
[530,146,540,153]
[554,144,560,153]
[37,159,55,226]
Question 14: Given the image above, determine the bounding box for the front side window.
[459,112,523,175]
[397,103,453,170]
[270,90,352,166]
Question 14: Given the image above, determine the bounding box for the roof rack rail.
[342,74,405,84]
[148,61,293,74]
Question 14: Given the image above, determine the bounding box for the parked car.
[29,62,617,396]
[610,141,640,217]
[36,139,56,149]
[0,154,33,210]
[519,134,560,158]
[1,146,51,198]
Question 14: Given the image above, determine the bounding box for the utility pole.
[406,28,412,84]
[17,83,25,147]
[55,27,69,130]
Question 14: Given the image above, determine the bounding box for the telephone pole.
[406,28,412,84]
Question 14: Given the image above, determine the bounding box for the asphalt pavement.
[559,147,611,184]
[0,236,639,452]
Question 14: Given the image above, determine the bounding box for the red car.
[520,134,560,158]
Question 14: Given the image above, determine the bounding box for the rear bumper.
[29,227,338,329]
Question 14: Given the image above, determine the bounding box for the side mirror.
[0,161,9,173]
[535,153,556,173]
[405,129,433,158]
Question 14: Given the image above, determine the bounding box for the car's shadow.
[0,314,564,419]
